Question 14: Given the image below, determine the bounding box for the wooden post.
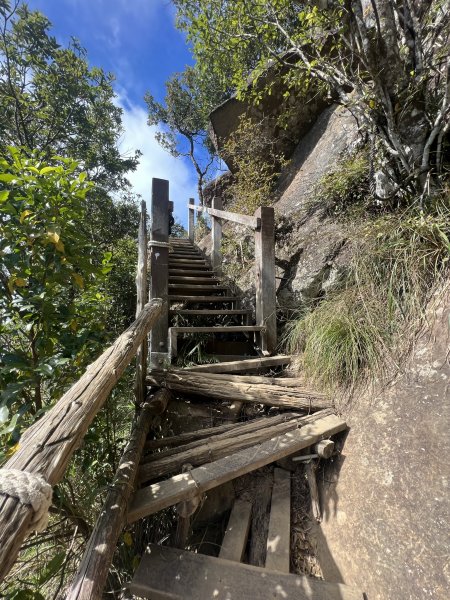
[211,196,222,275]
[254,206,276,355]
[188,198,195,242]
[135,200,148,405]
[149,178,169,368]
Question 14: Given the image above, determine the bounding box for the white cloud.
[117,98,198,227]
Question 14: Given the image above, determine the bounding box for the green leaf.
[0,174,16,182]
[37,551,66,586]
[0,189,10,202]
[39,166,57,175]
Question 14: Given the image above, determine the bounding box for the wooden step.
[169,257,207,262]
[185,355,292,373]
[169,252,204,258]
[169,296,238,303]
[265,468,291,573]
[128,413,346,522]
[169,269,215,276]
[168,284,228,291]
[129,544,364,600]
[169,276,220,283]
[169,309,252,316]
[219,499,252,562]
[169,325,264,357]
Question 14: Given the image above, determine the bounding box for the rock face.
[274,104,359,309]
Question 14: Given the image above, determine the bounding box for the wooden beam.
[219,499,252,562]
[254,206,276,354]
[66,390,171,600]
[188,198,195,241]
[168,295,238,303]
[128,413,346,522]
[185,355,291,373]
[211,196,222,274]
[146,370,329,411]
[193,204,260,230]
[135,200,148,406]
[169,309,252,316]
[0,299,164,582]
[129,544,364,600]
[149,178,169,366]
[265,468,291,573]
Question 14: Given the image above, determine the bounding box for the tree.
[0,147,110,455]
[0,1,139,193]
[174,0,450,199]
[145,65,223,203]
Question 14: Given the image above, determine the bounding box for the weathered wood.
[128,413,347,522]
[315,439,335,459]
[193,204,261,230]
[219,499,252,562]
[254,206,276,354]
[135,200,148,406]
[144,410,312,451]
[139,413,316,483]
[249,470,273,567]
[169,276,220,283]
[187,198,194,240]
[305,460,321,522]
[149,178,169,366]
[173,464,201,549]
[0,299,163,582]
[168,295,238,303]
[168,284,228,291]
[130,544,365,600]
[169,308,252,316]
[265,468,291,573]
[66,389,171,600]
[146,370,329,411]
[170,325,264,333]
[211,196,223,274]
[185,355,291,373]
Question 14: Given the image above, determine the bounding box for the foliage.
[0,1,139,192]
[221,228,254,280]
[223,114,288,214]
[170,219,188,238]
[194,213,210,242]
[145,65,222,202]
[175,0,450,198]
[284,195,450,389]
[0,147,110,457]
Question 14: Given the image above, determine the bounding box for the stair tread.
[169,309,252,315]
[170,325,264,333]
[169,296,238,302]
[129,544,365,600]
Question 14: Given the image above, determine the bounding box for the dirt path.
[313,287,450,599]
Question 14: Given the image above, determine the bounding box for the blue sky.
[26,0,199,225]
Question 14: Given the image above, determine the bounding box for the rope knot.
[0,469,52,533]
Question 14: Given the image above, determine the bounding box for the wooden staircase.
[168,237,263,359]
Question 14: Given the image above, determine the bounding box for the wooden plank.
[219,499,252,562]
[249,470,273,567]
[193,204,260,230]
[188,198,195,241]
[169,277,220,283]
[168,284,228,290]
[149,179,169,361]
[185,355,291,373]
[169,269,215,276]
[129,544,364,600]
[66,390,171,600]
[170,325,264,333]
[169,295,238,303]
[265,468,291,573]
[135,200,148,405]
[0,300,164,582]
[169,309,252,316]
[254,206,276,354]
[128,413,346,522]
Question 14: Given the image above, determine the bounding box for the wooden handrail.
[0,298,163,583]
[190,203,261,230]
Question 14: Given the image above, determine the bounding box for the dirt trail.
[314,286,450,600]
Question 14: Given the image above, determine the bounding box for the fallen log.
[0,298,163,583]
[147,370,330,412]
[128,413,347,523]
[143,411,305,456]
[138,412,327,483]
[66,389,172,600]
[185,355,292,373]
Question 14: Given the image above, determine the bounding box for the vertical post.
[135,200,148,403]
[211,196,222,275]
[188,198,195,242]
[149,178,169,368]
[254,206,276,354]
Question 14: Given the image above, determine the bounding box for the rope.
[0,469,52,533]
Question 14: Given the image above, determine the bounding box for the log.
[66,389,171,600]
[144,411,310,451]
[128,412,347,523]
[147,370,330,411]
[305,461,321,523]
[138,413,321,483]
[185,355,292,373]
[0,298,163,583]
[248,470,273,567]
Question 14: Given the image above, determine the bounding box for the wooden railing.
[188,197,276,354]
[0,200,166,588]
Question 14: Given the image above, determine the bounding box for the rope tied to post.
[0,469,52,533]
